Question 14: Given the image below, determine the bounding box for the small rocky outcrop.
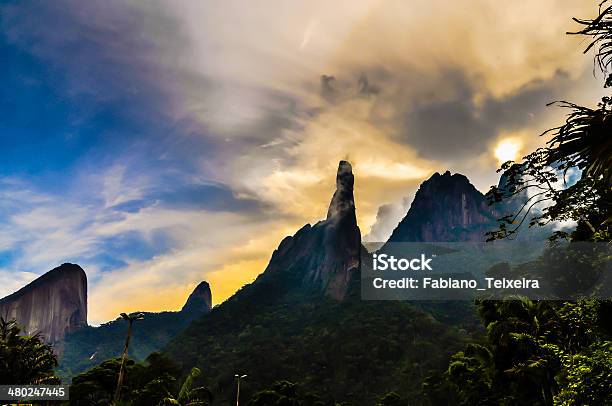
[181,281,212,314]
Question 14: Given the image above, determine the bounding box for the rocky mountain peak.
[422,170,472,193]
[181,281,212,314]
[260,161,361,300]
[387,171,497,242]
[327,160,355,221]
[0,263,87,342]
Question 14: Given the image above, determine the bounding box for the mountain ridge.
[387,170,499,243]
[163,161,477,404]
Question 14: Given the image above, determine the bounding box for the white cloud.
[101,165,147,209]
[0,172,300,324]
[0,270,38,299]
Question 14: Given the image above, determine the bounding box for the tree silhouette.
[486,1,612,243]
[572,1,612,88]
[0,317,59,385]
[115,312,145,402]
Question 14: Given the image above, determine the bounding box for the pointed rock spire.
[260,161,361,300]
[327,160,356,221]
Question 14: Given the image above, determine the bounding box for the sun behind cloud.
[494,138,522,164]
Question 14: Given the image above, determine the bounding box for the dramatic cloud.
[0,0,605,323]
[155,0,602,234]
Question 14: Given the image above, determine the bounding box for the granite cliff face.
[262,160,361,299]
[0,263,87,343]
[181,281,213,314]
[388,171,498,242]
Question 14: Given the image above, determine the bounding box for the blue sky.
[0,0,604,323]
[0,1,268,321]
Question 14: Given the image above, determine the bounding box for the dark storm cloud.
[400,69,568,160]
[308,66,571,163]
[110,182,268,213]
[308,66,575,166]
[319,73,379,102]
[321,75,337,102]
[357,74,379,97]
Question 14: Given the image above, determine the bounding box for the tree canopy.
[0,317,59,385]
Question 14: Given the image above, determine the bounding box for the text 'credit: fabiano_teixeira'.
[371,253,540,290]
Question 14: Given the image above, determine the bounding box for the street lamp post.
[114,312,144,403]
[235,374,247,406]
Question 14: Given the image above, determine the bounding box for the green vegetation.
[65,265,478,405]
[246,381,325,406]
[166,288,474,405]
[0,317,60,385]
[244,381,410,406]
[423,299,611,405]
[58,310,201,381]
[69,352,212,406]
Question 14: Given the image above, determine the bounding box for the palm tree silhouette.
[114,312,144,402]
